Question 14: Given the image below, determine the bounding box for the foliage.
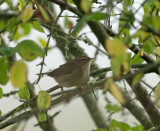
[18,84,30,100]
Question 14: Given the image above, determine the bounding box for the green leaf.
[17,40,45,61]
[71,17,86,36]
[142,13,160,33]
[21,22,31,35]
[0,87,3,99]
[21,6,33,23]
[0,47,17,57]
[37,91,51,111]
[142,36,156,54]
[10,61,28,88]
[18,85,30,100]
[125,0,132,6]
[38,112,47,122]
[131,54,144,65]
[38,4,50,22]
[7,17,18,31]
[131,124,144,131]
[68,0,74,4]
[118,9,134,33]
[135,27,151,44]
[109,120,130,131]
[0,57,9,85]
[72,12,108,36]
[144,0,156,7]
[32,21,44,33]
[0,20,6,30]
[0,110,1,116]
[10,23,31,40]
[106,103,121,113]
[132,73,144,86]
[86,12,108,22]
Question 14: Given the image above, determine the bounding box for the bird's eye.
[78,56,90,61]
[79,58,88,61]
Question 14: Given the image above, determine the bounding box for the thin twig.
[3,91,18,97]
[36,8,64,84]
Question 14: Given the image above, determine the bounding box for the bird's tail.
[36,72,50,75]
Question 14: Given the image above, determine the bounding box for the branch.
[48,0,82,17]
[0,108,38,129]
[0,85,61,123]
[49,0,155,63]
[90,63,148,76]
[3,91,18,97]
[126,73,160,126]
[129,44,155,63]
[121,88,153,129]
[0,62,154,125]
[82,94,108,129]
[0,76,154,129]
[0,79,105,129]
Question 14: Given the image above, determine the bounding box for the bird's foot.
[60,87,66,99]
[77,86,84,94]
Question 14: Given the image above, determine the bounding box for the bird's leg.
[60,87,65,98]
[77,86,84,94]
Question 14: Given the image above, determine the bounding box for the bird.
[38,56,94,88]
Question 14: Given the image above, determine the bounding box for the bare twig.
[36,9,64,84]
[3,91,18,97]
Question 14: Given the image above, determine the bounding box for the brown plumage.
[38,56,93,87]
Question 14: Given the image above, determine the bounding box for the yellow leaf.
[104,78,113,91]
[105,78,126,104]
[138,49,143,57]
[155,35,160,45]
[39,38,47,48]
[154,82,160,107]
[21,6,33,23]
[17,0,26,11]
[10,61,28,88]
[105,38,127,57]
[110,83,126,104]
[80,0,92,13]
[155,46,160,60]
[136,27,152,40]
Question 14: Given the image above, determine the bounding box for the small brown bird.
[39,56,94,88]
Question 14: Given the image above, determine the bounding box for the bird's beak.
[89,57,94,61]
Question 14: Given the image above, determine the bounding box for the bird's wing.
[48,60,77,77]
